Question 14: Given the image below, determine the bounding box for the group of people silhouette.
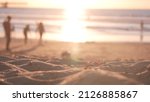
[2,16,45,51]
[2,15,145,51]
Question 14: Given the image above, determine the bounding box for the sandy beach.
[0,38,150,85]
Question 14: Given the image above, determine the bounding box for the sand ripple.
[0,55,150,85]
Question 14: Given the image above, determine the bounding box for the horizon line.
[2,7,150,10]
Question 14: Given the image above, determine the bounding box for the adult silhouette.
[23,24,30,44]
[140,20,144,42]
[3,16,14,51]
[36,22,45,43]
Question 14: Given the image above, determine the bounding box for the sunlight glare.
[59,0,87,42]
[60,20,86,42]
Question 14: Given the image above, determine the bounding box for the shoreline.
[1,37,150,43]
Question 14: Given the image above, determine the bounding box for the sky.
[0,0,150,9]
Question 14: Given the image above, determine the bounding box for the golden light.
[59,20,86,42]
[59,0,87,42]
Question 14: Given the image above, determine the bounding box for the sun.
[59,0,87,42]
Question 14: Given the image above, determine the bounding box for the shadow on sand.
[0,44,23,54]
[11,43,41,54]
[0,43,41,55]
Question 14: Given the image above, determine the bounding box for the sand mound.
[0,56,14,62]
[0,62,27,72]
[0,62,13,71]
[20,60,66,71]
[129,60,150,73]
[61,69,141,85]
[0,74,3,77]
[31,69,81,80]
[0,80,9,85]
[6,75,63,85]
[135,65,150,84]
[0,54,150,85]
[7,59,32,66]
[0,62,29,79]
[2,69,21,78]
[0,74,9,85]
[102,64,129,73]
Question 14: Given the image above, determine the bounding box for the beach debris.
[61,51,71,61]
[47,51,86,66]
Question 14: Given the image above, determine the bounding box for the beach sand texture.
[0,39,150,85]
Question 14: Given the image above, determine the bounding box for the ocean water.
[0,8,150,42]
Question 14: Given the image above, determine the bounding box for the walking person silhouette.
[3,16,14,51]
[23,24,30,44]
[140,20,144,42]
[36,22,45,43]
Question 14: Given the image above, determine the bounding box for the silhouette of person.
[23,24,30,44]
[140,20,144,42]
[36,22,45,43]
[3,16,14,51]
